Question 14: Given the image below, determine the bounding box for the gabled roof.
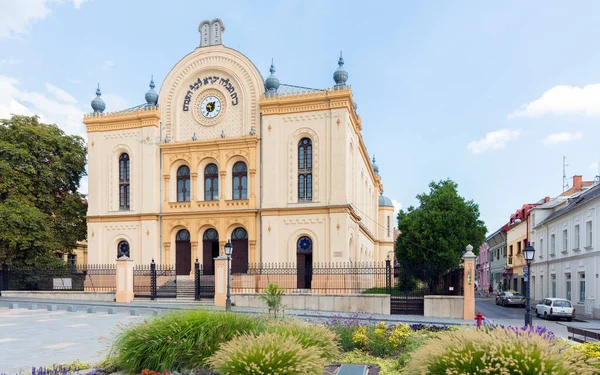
[537,183,600,227]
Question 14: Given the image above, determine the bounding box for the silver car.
[495,291,526,307]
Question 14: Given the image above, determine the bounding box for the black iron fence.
[0,263,116,292]
[133,260,177,299]
[195,261,215,300]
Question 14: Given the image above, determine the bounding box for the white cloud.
[0,0,50,38]
[70,0,89,9]
[45,82,77,103]
[467,129,521,155]
[0,58,22,65]
[509,84,600,118]
[542,131,583,145]
[68,78,82,84]
[0,75,85,137]
[590,161,599,172]
[101,60,114,70]
[0,0,90,39]
[102,93,129,112]
[392,199,402,221]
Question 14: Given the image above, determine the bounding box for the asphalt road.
[475,298,573,338]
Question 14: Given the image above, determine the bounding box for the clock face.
[200,96,221,119]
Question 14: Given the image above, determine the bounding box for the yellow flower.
[389,324,411,349]
[352,326,369,348]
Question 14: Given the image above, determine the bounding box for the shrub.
[352,326,369,348]
[389,324,411,349]
[404,326,598,374]
[580,342,600,360]
[109,310,267,373]
[260,282,285,316]
[207,331,325,375]
[267,319,340,361]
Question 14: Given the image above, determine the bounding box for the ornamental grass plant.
[266,319,340,362]
[109,310,268,373]
[404,326,598,375]
[206,331,325,375]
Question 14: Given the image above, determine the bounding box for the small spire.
[149,74,155,89]
[192,132,197,141]
[91,83,106,113]
[333,50,348,87]
[270,58,275,74]
[265,58,280,95]
[145,75,158,107]
[220,129,225,138]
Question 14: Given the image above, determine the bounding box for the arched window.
[117,240,130,258]
[203,228,219,241]
[232,227,248,240]
[204,163,219,201]
[119,153,130,210]
[232,161,247,200]
[298,138,312,202]
[177,165,190,202]
[297,236,313,253]
[176,229,190,241]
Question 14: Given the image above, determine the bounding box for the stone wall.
[1,291,115,302]
[424,295,464,319]
[231,293,390,315]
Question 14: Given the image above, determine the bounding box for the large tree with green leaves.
[0,115,87,265]
[395,179,487,271]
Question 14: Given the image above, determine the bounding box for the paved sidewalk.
[0,297,475,326]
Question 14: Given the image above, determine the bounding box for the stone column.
[115,256,134,303]
[163,242,171,265]
[463,244,476,320]
[219,171,227,200]
[249,240,257,264]
[190,173,198,202]
[163,175,170,203]
[214,255,228,307]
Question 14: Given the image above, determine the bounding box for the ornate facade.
[84,19,395,276]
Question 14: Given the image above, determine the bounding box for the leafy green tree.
[0,115,87,265]
[395,179,486,271]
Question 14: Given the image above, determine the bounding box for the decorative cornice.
[161,134,258,152]
[260,86,362,131]
[84,107,160,133]
[87,214,160,223]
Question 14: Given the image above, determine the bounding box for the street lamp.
[224,239,233,312]
[523,242,536,326]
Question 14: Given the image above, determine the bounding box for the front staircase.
[176,277,195,299]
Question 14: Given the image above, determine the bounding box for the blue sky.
[1,0,599,234]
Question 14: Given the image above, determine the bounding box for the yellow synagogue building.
[84,19,395,277]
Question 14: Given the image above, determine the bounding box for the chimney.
[573,175,583,191]
[545,196,551,203]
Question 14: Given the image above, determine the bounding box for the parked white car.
[535,298,575,321]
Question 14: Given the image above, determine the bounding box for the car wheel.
[566,317,573,322]
[536,309,540,318]
[544,312,548,320]
[503,300,507,307]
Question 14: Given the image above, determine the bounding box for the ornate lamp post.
[224,239,233,312]
[523,242,536,326]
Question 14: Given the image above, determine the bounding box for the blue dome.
[333,51,348,87]
[265,59,280,95]
[91,84,105,113]
[145,76,158,106]
[378,195,393,207]
[372,155,379,174]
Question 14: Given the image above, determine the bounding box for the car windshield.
[512,293,523,297]
[553,300,572,307]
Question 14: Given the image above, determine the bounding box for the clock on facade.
[200,95,221,118]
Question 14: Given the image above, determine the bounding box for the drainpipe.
[159,121,163,264]
[259,113,263,264]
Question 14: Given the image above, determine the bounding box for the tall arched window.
[119,153,130,210]
[204,163,219,201]
[298,138,312,202]
[232,161,247,200]
[177,165,190,202]
[117,240,130,258]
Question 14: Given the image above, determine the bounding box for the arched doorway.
[175,229,191,275]
[231,227,248,274]
[297,236,313,289]
[202,228,219,274]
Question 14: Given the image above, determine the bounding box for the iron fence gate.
[133,260,177,299]
[386,260,464,315]
[195,261,215,300]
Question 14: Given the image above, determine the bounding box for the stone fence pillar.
[462,245,476,320]
[116,256,135,303]
[214,255,228,307]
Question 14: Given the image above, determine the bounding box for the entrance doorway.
[202,228,219,274]
[175,229,191,275]
[296,236,313,289]
[231,227,248,274]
